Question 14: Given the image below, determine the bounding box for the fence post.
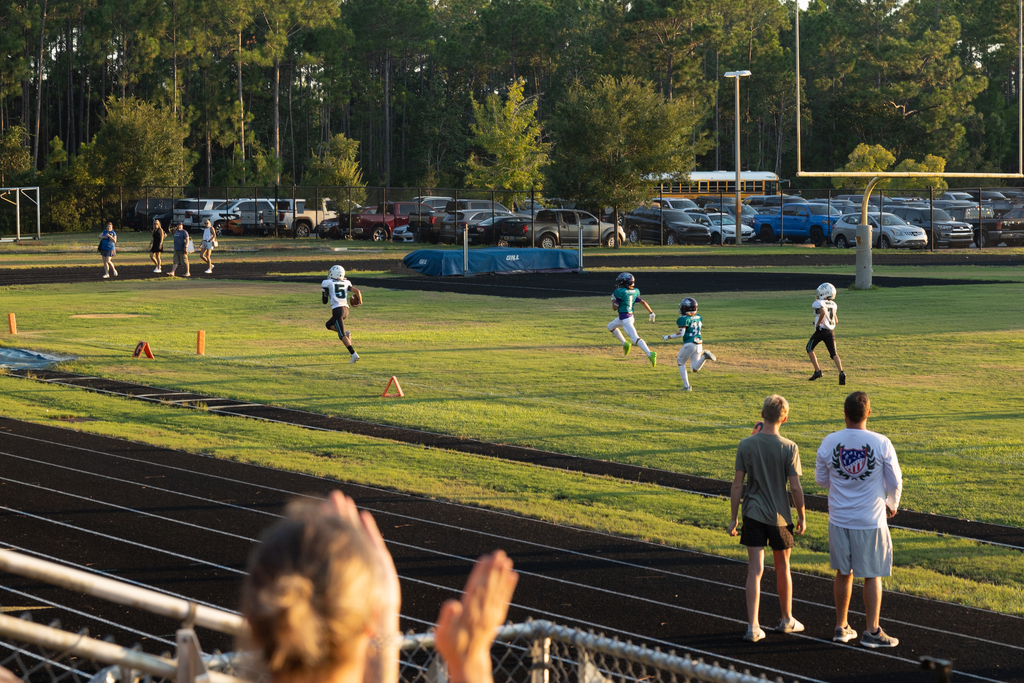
[15,187,21,241]
[978,186,984,250]
[530,637,551,683]
[530,187,535,248]
[929,186,934,252]
[659,184,664,246]
[292,184,297,239]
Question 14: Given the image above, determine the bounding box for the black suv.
[624,207,711,245]
[888,206,974,249]
[123,198,174,231]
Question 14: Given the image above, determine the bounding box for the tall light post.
[724,70,751,246]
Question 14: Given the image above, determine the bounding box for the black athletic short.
[806,327,837,358]
[325,306,349,338]
[740,517,795,550]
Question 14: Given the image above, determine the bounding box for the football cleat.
[623,342,632,356]
[329,264,345,281]
[816,282,837,301]
[350,352,360,363]
[809,370,823,381]
[703,350,717,362]
[616,272,635,288]
[649,351,657,367]
[839,371,847,385]
[682,385,692,391]
[679,297,698,314]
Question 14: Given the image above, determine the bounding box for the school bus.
[653,171,781,199]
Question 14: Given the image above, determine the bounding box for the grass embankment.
[1,273,1023,614]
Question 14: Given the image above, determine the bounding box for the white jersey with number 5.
[322,278,352,308]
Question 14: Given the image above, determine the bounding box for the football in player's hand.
[752,421,764,435]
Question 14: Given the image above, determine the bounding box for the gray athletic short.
[828,523,893,578]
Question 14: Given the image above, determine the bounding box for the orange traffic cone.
[382,376,404,398]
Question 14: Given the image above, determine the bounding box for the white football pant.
[608,316,651,357]
[677,342,707,386]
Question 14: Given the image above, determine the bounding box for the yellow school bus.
[653,171,781,199]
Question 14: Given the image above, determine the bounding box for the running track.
[0,417,1021,683]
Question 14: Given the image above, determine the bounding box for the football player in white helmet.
[807,282,844,383]
[662,297,716,391]
[608,272,658,367]
[321,265,359,363]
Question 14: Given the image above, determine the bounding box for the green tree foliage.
[548,75,710,211]
[833,143,948,191]
[305,133,367,204]
[465,78,549,203]
[85,97,195,186]
[0,125,32,185]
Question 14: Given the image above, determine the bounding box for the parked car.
[440,209,510,245]
[943,204,1002,246]
[409,196,453,210]
[688,212,754,244]
[172,198,224,230]
[496,209,623,248]
[443,199,512,215]
[624,207,711,245]
[274,198,338,237]
[651,197,699,211]
[391,224,417,243]
[216,198,278,235]
[807,198,858,214]
[888,206,974,249]
[695,198,761,225]
[940,191,975,202]
[466,215,527,245]
[992,208,1024,246]
[961,190,1015,216]
[831,212,928,249]
[318,207,374,239]
[752,203,838,245]
[123,198,174,232]
[743,194,808,212]
[349,201,435,241]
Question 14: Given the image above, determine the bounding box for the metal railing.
[0,550,788,683]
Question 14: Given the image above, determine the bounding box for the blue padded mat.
[402,247,580,276]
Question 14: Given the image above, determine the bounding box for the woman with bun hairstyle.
[241,491,518,683]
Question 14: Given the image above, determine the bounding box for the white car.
[706,213,755,244]
[391,225,417,243]
[831,212,928,249]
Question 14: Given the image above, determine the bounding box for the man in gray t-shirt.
[729,394,807,643]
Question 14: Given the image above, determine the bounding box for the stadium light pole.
[724,70,751,247]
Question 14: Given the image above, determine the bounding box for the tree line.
[0,0,1018,206]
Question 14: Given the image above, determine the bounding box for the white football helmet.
[816,282,836,301]
[329,265,345,281]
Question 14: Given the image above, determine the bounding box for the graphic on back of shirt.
[829,442,877,480]
[613,287,642,316]
[675,314,702,343]
[321,278,351,308]
[812,299,837,330]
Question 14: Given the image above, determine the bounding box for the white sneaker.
[350,352,360,363]
[102,273,110,279]
[112,270,118,277]
[703,350,717,361]
[205,269,213,274]
[682,385,692,391]
[153,268,162,273]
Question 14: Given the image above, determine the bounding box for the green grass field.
[2,267,1023,614]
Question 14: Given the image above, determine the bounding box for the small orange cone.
[8,313,16,334]
[382,376,404,398]
[197,330,206,355]
[133,341,155,359]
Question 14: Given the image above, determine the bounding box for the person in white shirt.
[815,391,903,649]
[200,220,216,274]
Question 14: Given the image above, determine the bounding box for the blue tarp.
[0,347,69,370]
[403,248,580,277]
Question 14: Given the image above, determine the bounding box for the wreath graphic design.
[831,443,877,481]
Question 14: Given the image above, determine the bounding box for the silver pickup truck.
[275,198,338,237]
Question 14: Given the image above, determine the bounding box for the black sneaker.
[809,370,823,381]
[839,371,847,385]
[861,628,899,649]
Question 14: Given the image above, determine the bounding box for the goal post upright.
[793,0,1024,289]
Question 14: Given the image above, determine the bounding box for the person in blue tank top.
[98,222,118,279]
[607,272,657,367]
[662,297,716,391]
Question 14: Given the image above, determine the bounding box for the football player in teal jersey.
[607,272,658,367]
[663,297,716,391]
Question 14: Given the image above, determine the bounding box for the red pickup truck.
[349,202,433,241]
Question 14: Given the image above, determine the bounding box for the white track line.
[5,428,1023,626]
[3,444,1021,658]
[21,377,1024,552]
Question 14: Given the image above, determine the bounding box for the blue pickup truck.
[752,203,839,246]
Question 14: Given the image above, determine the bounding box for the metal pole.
[659,184,664,246]
[15,189,20,241]
[35,188,41,240]
[978,186,984,249]
[348,186,352,239]
[734,74,742,247]
[856,176,881,290]
[929,186,934,251]
[530,187,535,248]
[578,207,583,272]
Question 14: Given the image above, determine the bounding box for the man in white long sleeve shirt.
[815,391,903,649]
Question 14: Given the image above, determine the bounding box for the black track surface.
[1,417,1021,683]
[11,369,1023,552]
